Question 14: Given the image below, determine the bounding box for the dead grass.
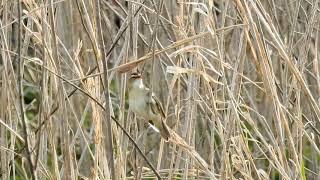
[0,0,320,179]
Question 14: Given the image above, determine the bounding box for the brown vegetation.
[0,0,320,179]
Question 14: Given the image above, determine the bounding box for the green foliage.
[301,160,307,180]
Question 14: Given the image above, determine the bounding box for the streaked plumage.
[128,73,170,141]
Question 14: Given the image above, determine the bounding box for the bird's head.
[128,72,143,90]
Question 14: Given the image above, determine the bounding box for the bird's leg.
[136,121,148,148]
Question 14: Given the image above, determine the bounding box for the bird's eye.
[130,73,141,79]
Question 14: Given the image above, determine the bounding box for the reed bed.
[0,0,320,179]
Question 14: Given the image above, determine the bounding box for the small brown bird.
[128,72,171,141]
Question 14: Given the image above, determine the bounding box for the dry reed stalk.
[1,0,320,179]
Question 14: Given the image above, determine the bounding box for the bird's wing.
[148,92,166,119]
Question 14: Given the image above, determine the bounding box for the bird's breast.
[129,90,148,117]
